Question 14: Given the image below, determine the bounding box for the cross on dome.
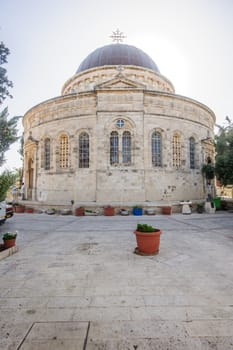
[110,29,126,43]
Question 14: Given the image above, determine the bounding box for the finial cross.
[110,29,126,43]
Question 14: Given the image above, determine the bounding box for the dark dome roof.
[77,44,160,73]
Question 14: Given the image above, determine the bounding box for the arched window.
[152,131,162,167]
[28,158,33,189]
[44,138,50,170]
[59,134,69,168]
[173,133,181,168]
[110,131,119,165]
[79,132,89,168]
[189,137,195,169]
[122,131,131,164]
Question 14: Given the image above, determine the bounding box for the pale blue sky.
[1,0,233,170]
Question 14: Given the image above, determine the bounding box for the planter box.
[46,209,56,215]
[61,209,71,215]
[0,245,18,261]
[120,209,129,216]
[162,206,172,215]
[104,207,115,216]
[133,208,143,216]
[146,209,155,215]
[75,207,85,216]
[14,205,25,213]
[25,207,34,213]
[85,211,98,216]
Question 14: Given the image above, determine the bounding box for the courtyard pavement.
[0,211,233,349]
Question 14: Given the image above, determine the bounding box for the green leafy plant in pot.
[134,224,161,255]
[2,232,17,249]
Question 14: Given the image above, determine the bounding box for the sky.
[1,0,233,171]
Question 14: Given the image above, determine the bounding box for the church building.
[23,36,215,208]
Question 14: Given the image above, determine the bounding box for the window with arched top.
[172,133,181,168]
[59,134,69,168]
[189,137,195,169]
[44,138,50,170]
[110,131,119,165]
[122,131,131,164]
[79,132,89,168]
[152,131,162,167]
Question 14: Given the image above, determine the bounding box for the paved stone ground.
[0,212,233,349]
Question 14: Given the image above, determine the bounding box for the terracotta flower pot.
[162,206,172,215]
[134,229,161,255]
[15,205,25,213]
[104,207,115,216]
[75,207,85,216]
[25,207,34,213]
[3,238,16,249]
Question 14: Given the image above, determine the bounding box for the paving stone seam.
[83,321,90,350]
[16,322,34,350]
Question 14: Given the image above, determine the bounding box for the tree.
[0,41,21,167]
[0,107,20,166]
[0,170,17,201]
[215,117,233,186]
[0,41,21,203]
[202,163,215,181]
[0,41,13,104]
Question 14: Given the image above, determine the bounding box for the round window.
[116,119,124,128]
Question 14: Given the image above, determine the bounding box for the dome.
[77,44,160,73]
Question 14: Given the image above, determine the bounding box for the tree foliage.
[0,41,21,167]
[0,170,17,201]
[0,41,13,104]
[215,117,233,186]
[202,163,215,180]
[0,107,20,166]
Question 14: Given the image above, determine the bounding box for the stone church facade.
[23,43,215,207]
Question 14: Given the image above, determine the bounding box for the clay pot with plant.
[14,203,25,213]
[134,223,162,255]
[2,232,17,249]
[75,207,85,216]
[104,205,115,216]
[162,206,172,215]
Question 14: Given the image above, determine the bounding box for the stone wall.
[23,66,215,205]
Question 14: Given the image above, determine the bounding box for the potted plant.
[134,224,161,255]
[119,208,129,216]
[46,208,56,215]
[25,207,34,213]
[61,208,71,215]
[162,206,172,215]
[133,206,143,216]
[196,202,205,213]
[85,209,98,216]
[146,208,155,215]
[2,232,17,249]
[104,205,115,216]
[75,207,85,216]
[14,203,25,213]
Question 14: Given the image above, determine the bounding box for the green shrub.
[136,224,159,232]
[3,232,17,240]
